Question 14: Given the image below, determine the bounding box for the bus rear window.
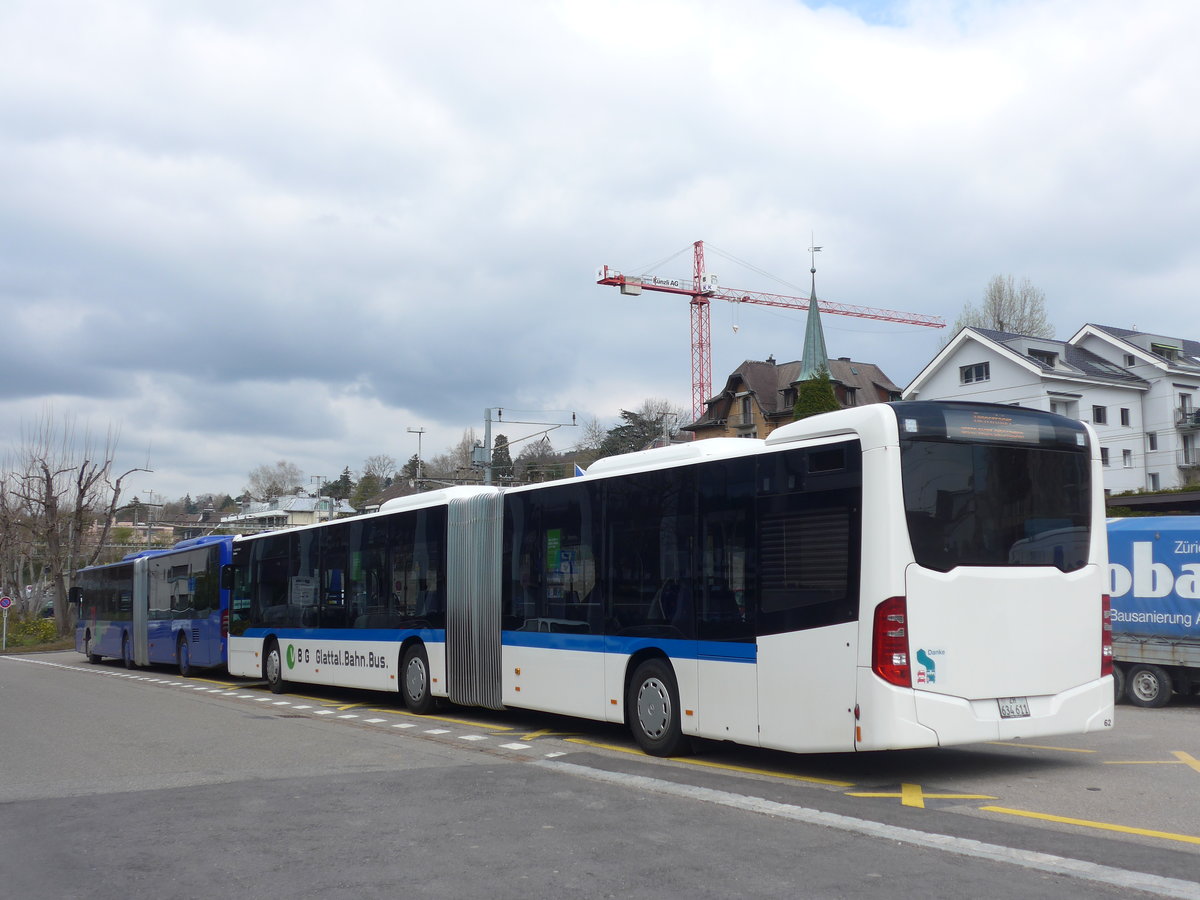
[901,440,1091,572]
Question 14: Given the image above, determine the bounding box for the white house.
[903,325,1200,495]
[220,491,357,530]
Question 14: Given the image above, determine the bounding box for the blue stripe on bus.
[241,627,445,645]
[502,630,757,662]
[240,627,757,663]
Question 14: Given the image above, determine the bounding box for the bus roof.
[582,437,761,479]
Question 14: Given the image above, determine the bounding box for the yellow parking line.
[1174,751,1200,774]
[415,713,514,731]
[563,739,854,786]
[1106,751,1200,773]
[985,742,1096,753]
[677,756,854,787]
[846,783,996,808]
[981,806,1200,846]
[564,738,644,756]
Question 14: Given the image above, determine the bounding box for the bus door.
[132,557,151,666]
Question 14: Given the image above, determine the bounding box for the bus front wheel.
[1126,664,1172,708]
[401,644,434,714]
[84,632,101,664]
[628,659,686,757]
[265,641,287,694]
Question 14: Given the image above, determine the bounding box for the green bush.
[6,617,59,646]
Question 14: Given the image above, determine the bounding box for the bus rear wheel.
[628,659,686,757]
[265,641,287,694]
[401,644,434,714]
[1126,664,1172,708]
[178,636,192,677]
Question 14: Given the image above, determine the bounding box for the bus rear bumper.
[855,673,1113,750]
[914,678,1114,746]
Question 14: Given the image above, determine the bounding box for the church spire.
[799,241,829,380]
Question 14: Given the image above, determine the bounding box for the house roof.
[686,356,901,428]
[220,493,356,523]
[361,481,418,511]
[905,326,1151,397]
[968,327,1146,384]
[1084,324,1200,375]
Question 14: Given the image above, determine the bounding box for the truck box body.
[1107,516,1200,706]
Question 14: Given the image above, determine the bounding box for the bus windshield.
[896,403,1092,572]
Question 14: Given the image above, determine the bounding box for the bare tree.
[0,472,33,611]
[245,460,304,502]
[515,436,562,482]
[577,415,608,453]
[8,412,145,636]
[362,454,397,485]
[954,274,1053,337]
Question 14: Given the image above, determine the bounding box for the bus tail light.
[872,596,911,687]
[221,609,229,638]
[1100,593,1113,678]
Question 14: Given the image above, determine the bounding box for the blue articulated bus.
[74,535,234,676]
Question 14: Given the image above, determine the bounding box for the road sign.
[0,596,11,609]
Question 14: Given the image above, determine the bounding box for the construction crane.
[597,239,946,422]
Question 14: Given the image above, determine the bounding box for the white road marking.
[540,761,1200,900]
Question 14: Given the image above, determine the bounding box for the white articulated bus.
[225,401,1113,755]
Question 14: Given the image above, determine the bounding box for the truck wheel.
[1126,664,1172,708]
[1112,665,1125,705]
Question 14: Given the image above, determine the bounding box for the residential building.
[684,261,902,439]
[684,355,902,440]
[220,491,356,530]
[903,325,1200,493]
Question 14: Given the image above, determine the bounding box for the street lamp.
[407,427,425,482]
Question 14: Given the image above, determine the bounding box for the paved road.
[2,651,1198,899]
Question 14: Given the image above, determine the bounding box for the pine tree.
[326,467,355,501]
[350,473,381,510]
[492,434,514,481]
[793,369,840,420]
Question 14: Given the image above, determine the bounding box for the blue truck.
[1107,517,1200,707]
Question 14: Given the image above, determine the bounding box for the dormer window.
[1152,342,1182,362]
[1028,349,1057,367]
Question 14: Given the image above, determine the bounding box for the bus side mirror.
[68,586,83,604]
[220,566,236,591]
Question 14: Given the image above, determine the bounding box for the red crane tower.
[597,240,946,422]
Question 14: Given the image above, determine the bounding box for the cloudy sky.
[3,0,1198,503]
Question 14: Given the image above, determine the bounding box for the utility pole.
[407,426,426,482]
[477,409,577,485]
[310,476,326,520]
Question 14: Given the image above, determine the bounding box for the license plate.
[998,696,1030,718]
